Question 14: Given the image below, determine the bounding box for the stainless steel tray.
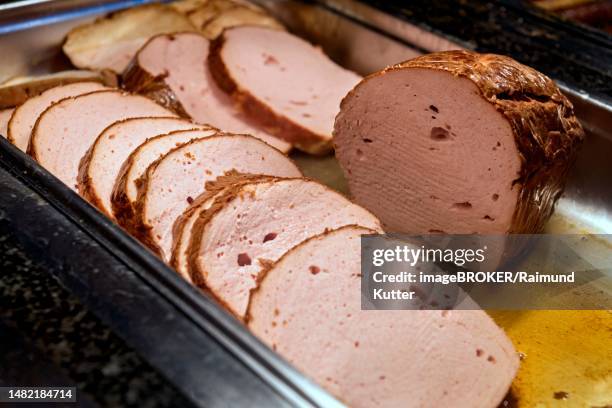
[0,0,610,406]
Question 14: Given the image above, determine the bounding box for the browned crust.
[244,224,377,324]
[122,32,205,118]
[208,29,332,155]
[132,132,301,258]
[78,116,193,218]
[0,71,117,110]
[111,128,217,250]
[336,50,586,234]
[185,177,381,319]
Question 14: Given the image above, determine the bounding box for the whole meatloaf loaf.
[334,50,585,234]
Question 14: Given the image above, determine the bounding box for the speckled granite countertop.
[0,224,191,407]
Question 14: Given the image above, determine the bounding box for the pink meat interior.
[33,91,172,190]
[248,226,518,407]
[194,179,382,318]
[137,33,290,152]
[143,135,301,262]
[220,26,362,138]
[335,68,522,234]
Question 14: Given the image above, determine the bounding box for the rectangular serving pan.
[0,0,610,406]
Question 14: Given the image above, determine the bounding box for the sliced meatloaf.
[170,172,273,281]
[209,26,362,154]
[186,0,240,28]
[0,70,116,109]
[8,82,109,152]
[79,117,211,218]
[29,90,174,190]
[0,108,14,138]
[334,50,585,234]
[247,225,519,408]
[62,4,195,74]
[187,178,383,318]
[200,6,284,39]
[112,128,218,226]
[123,32,291,153]
[131,134,302,262]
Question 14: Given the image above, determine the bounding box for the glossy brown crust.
[244,224,377,324]
[122,33,195,118]
[208,31,332,155]
[0,71,117,109]
[77,116,184,218]
[111,129,218,253]
[339,50,585,234]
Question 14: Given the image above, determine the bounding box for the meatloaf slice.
[62,4,195,74]
[123,32,291,153]
[0,108,14,138]
[112,128,218,227]
[200,6,284,39]
[29,90,174,190]
[334,50,585,234]
[8,82,109,152]
[0,70,116,109]
[208,26,362,154]
[188,178,383,318]
[79,117,212,218]
[247,225,518,408]
[170,172,273,281]
[132,134,302,262]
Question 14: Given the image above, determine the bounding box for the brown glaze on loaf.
[338,50,585,234]
[122,37,192,118]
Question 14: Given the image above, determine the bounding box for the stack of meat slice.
[111,128,220,227]
[80,118,215,219]
[122,32,291,153]
[123,134,302,262]
[184,177,383,318]
[29,90,176,190]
